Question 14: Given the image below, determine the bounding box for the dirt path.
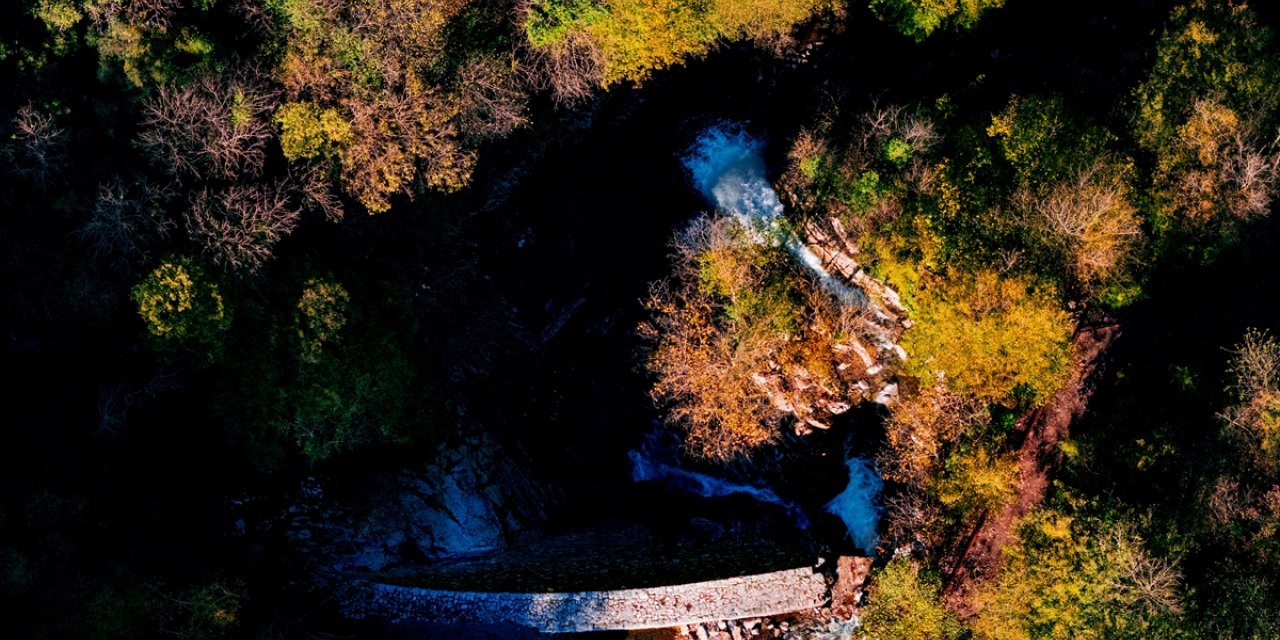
[941,322,1121,617]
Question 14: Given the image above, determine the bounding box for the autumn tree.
[270,0,486,212]
[641,216,792,460]
[900,269,1072,406]
[973,95,1146,298]
[879,383,980,488]
[641,214,883,461]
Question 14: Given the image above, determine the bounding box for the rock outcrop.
[748,217,911,435]
[292,433,560,573]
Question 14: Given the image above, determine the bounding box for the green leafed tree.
[215,276,441,468]
[870,0,1004,41]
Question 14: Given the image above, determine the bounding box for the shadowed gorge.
[7,1,1280,638]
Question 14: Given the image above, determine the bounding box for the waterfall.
[628,430,810,529]
[681,123,865,305]
[674,124,887,552]
[824,457,883,554]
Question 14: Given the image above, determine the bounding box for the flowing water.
[626,125,887,552]
[824,457,884,553]
[629,429,811,529]
[681,123,865,305]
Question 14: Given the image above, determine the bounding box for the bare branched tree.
[83,0,180,32]
[10,104,67,189]
[1169,99,1280,222]
[96,370,180,436]
[184,183,300,274]
[291,162,344,222]
[456,55,529,140]
[883,488,945,554]
[137,69,278,182]
[77,176,176,264]
[878,382,983,487]
[520,28,603,105]
[1013,159,1142,286]
[859,104,939,155]
[1222,128,1280,219]
[1106,525,1185,617]
[1219,328,1280,472]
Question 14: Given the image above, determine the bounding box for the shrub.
[861,556,958,640]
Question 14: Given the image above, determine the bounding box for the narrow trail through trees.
[942,321,1122,617]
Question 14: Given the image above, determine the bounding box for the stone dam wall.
[345,566,830,633]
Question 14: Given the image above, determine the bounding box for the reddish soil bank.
[942,322,1122,617]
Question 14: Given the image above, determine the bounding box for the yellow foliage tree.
[131,258,231,363]
[295,277,350,364]
[860,556,959,640]
[934,444,1019,516]
[901,269,1072,405]
[526,0,830,88]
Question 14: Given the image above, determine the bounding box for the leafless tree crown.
[137,70,279,183]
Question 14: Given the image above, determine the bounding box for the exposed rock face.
[830,555,873,606]
[747,218,911,435]
[394,460,506,559]
[296,433,559,573]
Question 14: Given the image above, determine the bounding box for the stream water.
[464,0,1169,579]
[621,124,887,555]
[681,123,865,305]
